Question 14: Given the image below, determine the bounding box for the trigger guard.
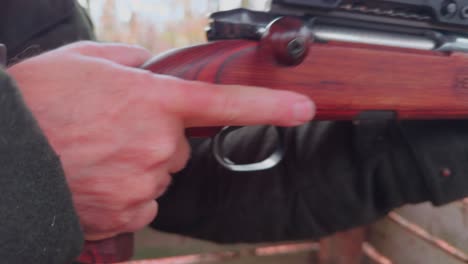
[212,126,284,172]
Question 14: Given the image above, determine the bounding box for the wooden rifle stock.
[144,39,468,120]
[77,233,134,263]
[76,17,468,263]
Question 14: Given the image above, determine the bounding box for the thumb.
[65,41,152,67]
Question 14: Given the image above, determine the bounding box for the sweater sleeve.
[0,69,83,263]
[151,118,468,244]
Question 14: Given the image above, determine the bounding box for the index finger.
[153,75,315,127]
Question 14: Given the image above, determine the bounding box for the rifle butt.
[76,233,134,263]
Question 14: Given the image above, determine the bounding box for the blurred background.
[75,1,468,263]
[77,0,269,53]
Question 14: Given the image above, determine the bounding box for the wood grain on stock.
[144,39,468,122]
[77,31,468,263]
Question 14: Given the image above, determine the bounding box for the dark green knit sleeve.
[0,69,83,263]
[151,118,468,244]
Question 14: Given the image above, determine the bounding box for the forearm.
[0,69,83,263]
[152,120,468,243]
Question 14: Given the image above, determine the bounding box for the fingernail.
[293,100,315,124]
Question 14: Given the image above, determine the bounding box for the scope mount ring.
[212,126,285,172]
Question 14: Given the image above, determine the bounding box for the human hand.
[7,41,315,240]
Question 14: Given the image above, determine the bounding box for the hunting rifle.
[77,0,468,262]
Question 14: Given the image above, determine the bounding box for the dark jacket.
[2,0,95,66]
[0,0,94,263]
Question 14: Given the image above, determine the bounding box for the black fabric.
[0,0,95,66]
[0,0,96,263]
[0,0,74,59]
[152,118,468,243]
[398,120,468,205]
[0,70,83,263]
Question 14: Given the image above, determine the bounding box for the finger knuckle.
[179,140,191,166]
[123,202,158,232]
[170,140,191,173]
[151,135,179,163]
[138,185,158,202]
[112,211,133,230]
[129,71,159,100]
[140,174,172,201]
[137,178,161,201]
[217,92,241,123]
[155,174,172,198]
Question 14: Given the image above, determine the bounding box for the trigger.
[211,126,285,172]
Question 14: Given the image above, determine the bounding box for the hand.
[7,41,315,240]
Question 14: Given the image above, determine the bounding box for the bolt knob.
[261,17,312,66]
